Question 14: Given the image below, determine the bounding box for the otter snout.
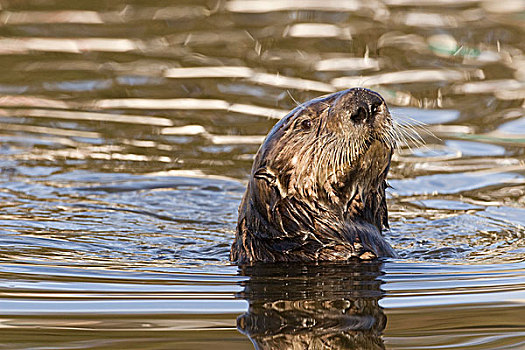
[330,88,386,126]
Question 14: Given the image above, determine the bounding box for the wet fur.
[231,88,398,264]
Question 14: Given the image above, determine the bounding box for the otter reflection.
[236,261,386,350]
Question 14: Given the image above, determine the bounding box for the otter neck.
[244,170,388,242]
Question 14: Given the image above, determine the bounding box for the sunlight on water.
[0,0,524,349]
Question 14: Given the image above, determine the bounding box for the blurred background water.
[0,0,524,349]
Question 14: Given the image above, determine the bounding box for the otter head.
[231,88,397,263]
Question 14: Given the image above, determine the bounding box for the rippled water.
[0,0,524,349]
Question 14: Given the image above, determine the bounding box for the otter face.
[253,88,395,208]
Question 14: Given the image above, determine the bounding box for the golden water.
[0,0,524,349]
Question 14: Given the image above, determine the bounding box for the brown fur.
[230,88,397,264]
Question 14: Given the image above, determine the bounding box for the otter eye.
[300,119,312,130]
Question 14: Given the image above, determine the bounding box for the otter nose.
[349,91,383,124]
[350,103,371,123]
[329,88,385,126]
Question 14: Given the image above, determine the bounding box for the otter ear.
[253,167,286,198]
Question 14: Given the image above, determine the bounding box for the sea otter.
[230,88,398,264]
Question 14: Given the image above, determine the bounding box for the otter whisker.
[398,121,426,145]
[350,140,356,164]
[337,142,344,175]
[315,135,337,182]
[391,120,425,153]
[393,123,415,153]
[397,122,426,151]
[287,90,301,107]
[393,112,436,138]
[345,142,352,167]
[391,111,437,146]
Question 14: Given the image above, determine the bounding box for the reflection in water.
[237,262,386,349]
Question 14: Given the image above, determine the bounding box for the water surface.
[0,0,524,349]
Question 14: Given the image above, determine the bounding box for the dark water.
[0,0,524,349]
